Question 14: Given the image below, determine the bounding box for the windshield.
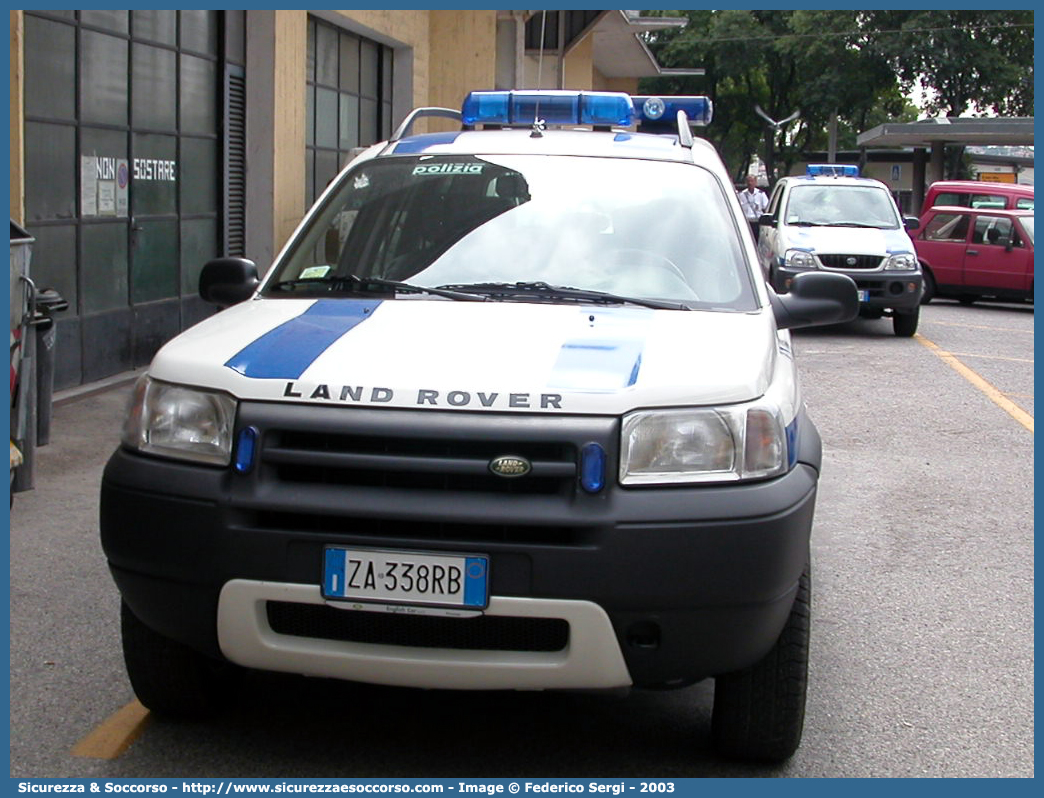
[785,183,901,228]
[264,154,757,311]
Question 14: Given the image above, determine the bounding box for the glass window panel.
[26,223,78,314]
[339,34,360,93]
[315,87,338,149]
[25,16,76,120]
[33,10,75,19]
[25,122,76,223]
[180,10,218,56]
[360,98,378,145]
[339,94,359,150]
[180,218,218,294]
[306,85,315,146]
[225,10,246,65]
[180,138,218,215]
[131,133,178,216]
[360,40,378,98]
[180,54,217,135]
[80,10,128,34]
[132,44,177,130]
[315,150,339,199]
[382,101,392,140]
[82,223,128,312]
[306,149,315,206]
[81,30,128,126]
[382,46,392,98]
[132,219,178,302]
[132,10,176,45]
[316,22,338,87]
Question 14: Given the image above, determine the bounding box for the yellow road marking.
[946,351,1034,365]
[72,700,151,759]
[916,334,1034,433]
[926,319,1034,334]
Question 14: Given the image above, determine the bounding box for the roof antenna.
[531,10,547,137]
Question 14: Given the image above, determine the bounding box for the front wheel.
[893,307,919,337]
[920,267,936,304]
[712,563,810,762]
[121,601,240,718]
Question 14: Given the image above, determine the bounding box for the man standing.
[738,175,768,242]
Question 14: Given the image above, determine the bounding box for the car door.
[918,210,971,290]
[756,182,784,278]
[963,214,1031,293]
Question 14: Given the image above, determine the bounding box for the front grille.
[263,430,577,496]
[818,254,883,270]
[266,601,570,652]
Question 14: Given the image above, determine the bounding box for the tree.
[865,10,1034,117]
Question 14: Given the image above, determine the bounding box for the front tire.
[920,267,936,304]
[893,307,919,337]
[712,564,810,762]
[121,601,239,718]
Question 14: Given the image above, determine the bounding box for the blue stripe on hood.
[548,309,652,391]
[225,299,382,379]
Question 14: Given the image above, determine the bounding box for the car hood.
[148,298,780,415]
[782,225,914,256]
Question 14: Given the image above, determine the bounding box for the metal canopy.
[857,117,1034,149]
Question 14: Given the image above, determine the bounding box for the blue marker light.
[632,95,714,127]
[234,426,259,473]
[580,442,607,494]
[807,163,859,178]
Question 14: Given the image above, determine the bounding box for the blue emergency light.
[461,90,634,127]
[632,95,713,127]
[806,163,859,177]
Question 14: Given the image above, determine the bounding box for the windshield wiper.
[437,281,690,311]
[268,274,488,302]
[826,221,890,229]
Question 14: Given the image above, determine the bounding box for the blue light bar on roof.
[461,90,634,127]
[632,95,713,127]
[807,163,859,177]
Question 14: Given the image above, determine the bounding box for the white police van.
[757,164,923,336]
[101,90,857,762]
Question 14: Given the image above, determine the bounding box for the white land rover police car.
[101,91,857,762]
[757,164,923,336]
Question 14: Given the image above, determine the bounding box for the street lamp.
[754,105,800,183]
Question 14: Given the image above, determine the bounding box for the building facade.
[10,9,688,389]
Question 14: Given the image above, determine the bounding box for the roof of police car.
[781,174,888,189]
[388,128,718,163]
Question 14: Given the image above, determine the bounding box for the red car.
[915,206,1034,304]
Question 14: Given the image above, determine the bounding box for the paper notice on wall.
[97,181,116,216]
[116,159,129,217]
[81,156,98,217]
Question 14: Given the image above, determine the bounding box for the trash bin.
[10,220,36,494]
[32,288,68,446]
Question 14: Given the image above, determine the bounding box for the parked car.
[100,89,858,763]
[920,180,1033,216]
[757,164,923,336]
[915,206,1033,304]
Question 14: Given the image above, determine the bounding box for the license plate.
[857,289,870,302]
[322,547,489,610]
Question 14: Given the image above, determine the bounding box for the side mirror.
[758,213,774,227]
[199,257,259,307]
[770,272,859,330]
[904,216,921,232]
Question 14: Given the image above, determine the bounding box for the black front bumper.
[101,404,823,688]
[773,267,922,311]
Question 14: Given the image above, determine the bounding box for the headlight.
[122,376,237,466]
[784,249,817,269]
[620,405,788,485]
[884,253,918,270]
